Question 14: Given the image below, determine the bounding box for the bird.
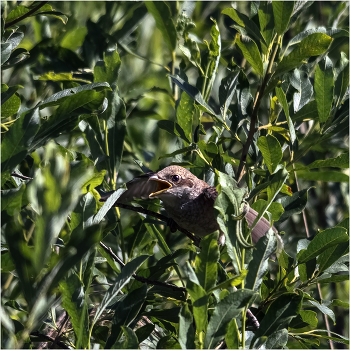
[99,165,278,245]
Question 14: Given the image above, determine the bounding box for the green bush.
[1,1,349,349]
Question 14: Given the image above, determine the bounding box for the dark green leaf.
[106,284,147,348]
[222,8,266,45]
[246,230,277,291]
[275,33,333,76]
[265,328,289,349]
[218,71,239,119]
[315,56,334,123]
[1,107,40,177]
[278,188,310,223]
[195,231,219,292]
[178,303,195,350]
[145,1,176,53]
[176,92,195,144]
[298,227,348,263]
[236,35,263,77]
[257,135,283,174]
[254,292,302,338]
[272,1,295,35]
[113,326,139,349]
[204,289,257,349]
[91,255,149,329]
[290,69,313,112]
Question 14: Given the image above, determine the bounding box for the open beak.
[148,175,172,197]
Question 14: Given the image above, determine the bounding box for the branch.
[111,202,201,247]
[31,331,69,349]
[99,242,187,293]
[235,38,280,183]
[11,172,33,180]
[5,1,49,29]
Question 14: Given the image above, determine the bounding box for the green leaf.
[308,300,336,324]
[1,107,40,176]
[1,184,26,215]
[296,170,349,182]
[178,303,195,350]
[59,274,89,347]
[278,188,310,223]
[251,200,284,222]
[194,232,219,292]
[250,167,289,232]
[318,244,349,273]
[6,4,67,25]
[292,100,319,122]
[213,171,246,272]
[257,135,283,174]
[298,227,348,263]
[225,319,240,349]
[158,119,191,144]
[314,56,334,123]
[245,230,277,291]
[135,323,155,344]
[331,299,349,309]
[105,284,147,348]
[177,92,194,144]
[254,293,303,338]
[169,74,225,125]
[317,274,349,283]
[29,150,94,273]
[293,153,349,170]
[272,1,295,35]
[222,8,266,45]
[334,52,349,107]
[258,1,275,54]
[275,33,333,76]
[218,71,239,119]
[106,92,127,180]
[94,49,122,87]
[39,82,111,108]
[61,27,88,51]
[91,255,149,330]
[1,86,21,118]
[179,38,203,73]
[204,289,257,349]
[145,1,176,53]
[184,262,208,334]
[38,72,90,83]
[236,34,263,77]
[113,326,139,349]
[208,270,248,293]
[265,328,289,349]
[275,87,296,147]
[290,68,313,112]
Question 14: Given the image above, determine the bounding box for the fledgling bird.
[100,165,278,245]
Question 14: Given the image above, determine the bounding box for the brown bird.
[100,165,278,245]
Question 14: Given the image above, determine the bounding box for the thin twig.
[5,1,49,29]
[111,202,201,247]
[11,172,33,180]
[236,37,280,183]
[99,242,187,293]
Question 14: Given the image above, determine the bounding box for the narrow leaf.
[298,227,348,263]
[315,56,334,123]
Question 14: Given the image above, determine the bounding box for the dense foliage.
[1,1,349,349]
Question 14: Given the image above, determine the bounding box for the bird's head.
[148,166,205,201]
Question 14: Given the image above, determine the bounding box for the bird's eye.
[172,174,180,182]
